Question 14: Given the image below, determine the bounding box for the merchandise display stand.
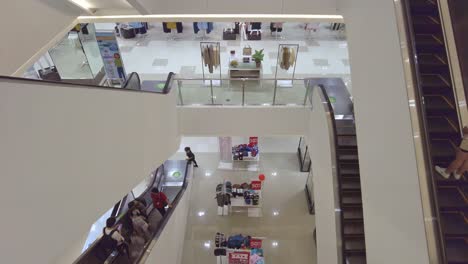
[230,190,262,217]
[200,42,222,87]
[216,180,231,216]
[274,44,299,89]
[214,234,265,264]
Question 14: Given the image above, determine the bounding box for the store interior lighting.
[204,241,211,248]
[205,172,212,177]
[273,210,279,216]
[271,172,277,176]
[68,0,94,13]
[272,241,279,247]
[198,211,206,217]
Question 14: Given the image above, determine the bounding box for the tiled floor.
[175,148,316,264]
[109,22,351,84]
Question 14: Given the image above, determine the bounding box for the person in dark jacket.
[185,147,199,167]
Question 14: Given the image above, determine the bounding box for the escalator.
[74,160,191,264]
[310,79,367,264]
[404,0,468,262]
[336,119,366,264]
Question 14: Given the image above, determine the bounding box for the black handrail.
[134,161,191,263]
[0,72,176,95]
[122,72,142,90]
[73,165,164,264]
[315,84,346,264]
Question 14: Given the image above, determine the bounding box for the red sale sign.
[249,137,258,146]
[251,180,262,190]
[250,239,262,249]
[229,251,250,264]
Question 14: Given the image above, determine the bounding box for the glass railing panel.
[178,79,212,105]
[244,79,275,105]
[274,80,308,105]
[49,33,94,80]
[213,80,243,105]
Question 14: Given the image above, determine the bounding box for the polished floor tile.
[180,152,316,264]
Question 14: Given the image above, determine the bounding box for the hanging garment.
[234,22,240,34]
[270,22,283,32]
[162,23,170,33]
[280,47,292,70]
[207,22,214,34]
[176,22,183,33]
[167,22,177,29]
[251,22,262,30]
[193,22,200,33]
[198,22,209,30]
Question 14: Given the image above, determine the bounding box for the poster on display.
[249,137,258,146]
[250,239,262,249]
[251,181,262,190]
[96,31,127,83]
[228,251,250,264]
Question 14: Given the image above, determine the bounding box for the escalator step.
[342,177,362,191]
[337,126,357,136]
[340,163,360,177]
[418,53,447,73]
[427,116,459,136]
[437,187,468,210]
[342,191,363,206]
[445,238,468,263]
[343,206,364,220]
[424,95,455,113]
[441,212,468,237]
[415,34,445,53]
[412,15,441,34]
[344,237,366,253]
[345,255,367,264]
[420,74,451,91]
[409,0,438,15]
[431,140,455,161]
[338,135,358,148]
[344,221,365,237]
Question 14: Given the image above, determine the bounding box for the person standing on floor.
[151,187,171,217]
[435,126,468,179]
[185,147,199,167]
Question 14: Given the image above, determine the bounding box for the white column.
[337,0,430,263]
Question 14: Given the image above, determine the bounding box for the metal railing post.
[273,80,278,105]
[303,80,311,106]
[242,79,245,106]
[210,79,214,105]
[177,80,184,105]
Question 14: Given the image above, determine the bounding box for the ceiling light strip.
[77,14,344,23]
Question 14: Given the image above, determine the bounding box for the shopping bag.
[243,45,252,56]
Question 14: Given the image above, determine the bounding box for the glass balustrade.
[175,78,310,106]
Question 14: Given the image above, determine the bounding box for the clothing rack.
[273,44,299,103]
[200,42,222,88]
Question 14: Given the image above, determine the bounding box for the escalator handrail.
[399,0,449,261]
[122,72,142,90]
[0,72,176,95]
[73,165,164,263]
[134,161,191,264]
[309,84,345,263]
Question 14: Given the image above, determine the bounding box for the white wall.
[0,79,180,263]
[178,106,308,137]
[0,0,81,75]
[135,0,337,14]
[143,175,193,264]
[337,0,430,263]
[307,88,339,264]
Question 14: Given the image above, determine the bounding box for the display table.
[214,235,265,264]
[230,191,262,217]
[232,152,259,162]
[229,62,262,79]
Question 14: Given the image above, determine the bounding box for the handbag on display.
[243,45,252,56]
[223,28,236,40]
[248,30,261,40]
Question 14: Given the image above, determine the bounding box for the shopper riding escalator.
[404,0,468,262]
